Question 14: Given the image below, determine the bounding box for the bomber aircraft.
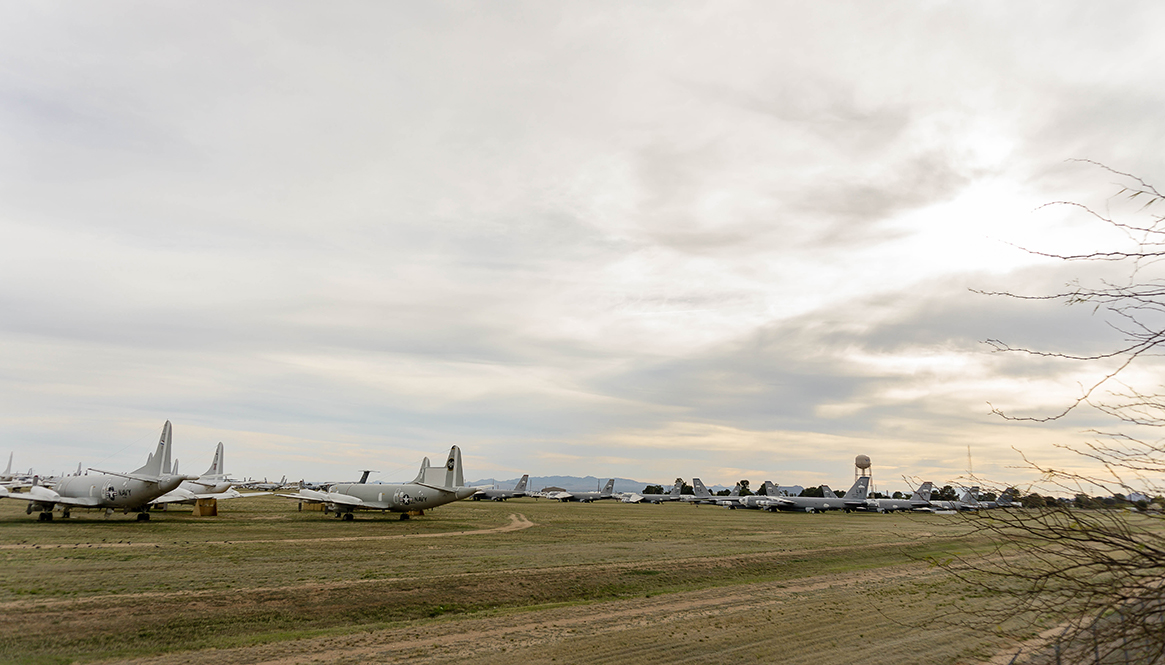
[275,446,476,519]
[761,476,873,513]
[548,478,616,502]
[865,482,934,513]
[0,421,192,521]
[621,478,684,503]
[472,474,529,501]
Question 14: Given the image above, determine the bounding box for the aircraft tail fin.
[821,485,838,499]
[914,481,934,502]
[514,474,529,492]
[729,483,741,497]
[203,442,224,478]
[419,446,464,488]
[692,478,711,497]
[601,478,615,496]
[669,478,683,496]
[759,480,775,496]
[2,452,11,478]
[133,421,171,477]
[843,476,870,501]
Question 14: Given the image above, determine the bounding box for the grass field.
[0,495,1027,665]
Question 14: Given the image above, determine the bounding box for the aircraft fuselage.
[50,473,184,511]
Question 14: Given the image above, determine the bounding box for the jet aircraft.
[549,478,616,502]
[275,446,475,519]
[865,482,934,513]
[0,421,192,521]
[621,478,684,504]
[762,476,873,513]
[679,478,733,505]
[472,474,529,501]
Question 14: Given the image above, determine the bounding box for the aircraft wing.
[275,489,366,508]
[0,485,103,507]
[150,488,260,505]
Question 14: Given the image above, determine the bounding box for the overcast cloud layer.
[3,2,1164,492]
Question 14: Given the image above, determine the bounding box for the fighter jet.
[275,446,476,520]
[549,478,617,502]
[0,421,192,521]
[471,474,529,501]
[762,476,873,513]
[621,478,684,504]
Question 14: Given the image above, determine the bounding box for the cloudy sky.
[3,2,1164,492]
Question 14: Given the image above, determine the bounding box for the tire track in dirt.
[0,534,927,612]
[0,512,535,551]
[109,563,943,665]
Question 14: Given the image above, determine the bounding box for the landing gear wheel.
[399,513,410,521]
[62,509,71,519]
[38,512,53,522]
[342,513,354,521]
[136,512,150,521]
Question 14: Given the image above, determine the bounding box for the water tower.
[855,454,872,483]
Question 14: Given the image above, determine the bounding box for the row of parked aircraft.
[0,421,1004,522]
[0,422,474,522]
[477,473,1006,513]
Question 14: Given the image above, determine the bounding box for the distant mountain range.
[467,475,804,496]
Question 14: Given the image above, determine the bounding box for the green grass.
[0,496,1004,664]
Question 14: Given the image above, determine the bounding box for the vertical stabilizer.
[204,442,224,478]
[445,446,463,488]
[412,458,430,484]
[843,476,870,501]
[669,478,683,496]
[134,421,171,477]
[3,452,12,479]
[601,478,615,496]
[759,480,775,496]
[692,478,711,498]
[821,485,838,499]
[420,447,463,487]
[514,474,529,492]
[914,482,934,502]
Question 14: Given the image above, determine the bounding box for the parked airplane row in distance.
[1,422,1005,522]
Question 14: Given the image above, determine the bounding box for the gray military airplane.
[549,478,617,502]
[621,478,684,503]
[0,421,192,521]
[761,476,873,513]
[679,478,746,506]
[150,441,263,506]
[865,482,934,513]
[679,478,717,504]
[275,446,476,520]
[735,481,782,509]
[471,474,529,501]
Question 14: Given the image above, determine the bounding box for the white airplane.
[150,442,262,506]
[275,446,476,520]
[0,421,194,521]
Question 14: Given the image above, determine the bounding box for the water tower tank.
[855,454,872,481]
